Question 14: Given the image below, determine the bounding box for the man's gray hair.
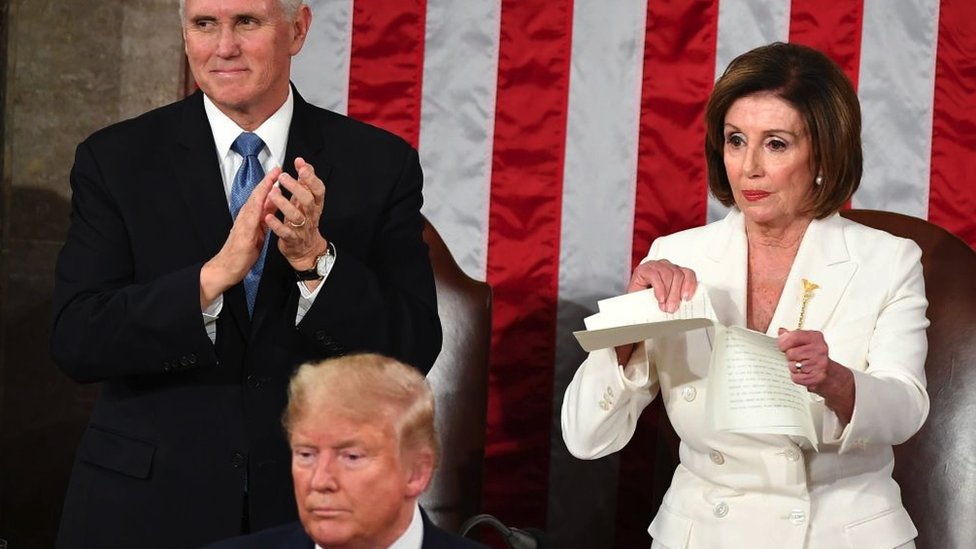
[179,0,304,22]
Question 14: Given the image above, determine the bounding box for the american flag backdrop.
[290,0,975,546]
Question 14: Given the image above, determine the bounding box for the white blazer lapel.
[705,210,750,329]
[766,214,858,335]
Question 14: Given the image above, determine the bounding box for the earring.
[814,174,824,186]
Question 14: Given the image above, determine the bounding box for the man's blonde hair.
[283,354,439,466]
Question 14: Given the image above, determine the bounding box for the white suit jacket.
[562,211,929,549]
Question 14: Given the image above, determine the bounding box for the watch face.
[315,254,328,277]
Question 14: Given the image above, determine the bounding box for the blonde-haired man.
[206,354,486,548]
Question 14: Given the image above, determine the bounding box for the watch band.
[294,242,335,281]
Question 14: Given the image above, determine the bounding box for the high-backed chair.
[418,218,492,532]
[641,210,976,548]
[840,209,976,549]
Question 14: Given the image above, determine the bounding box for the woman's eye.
[767,138,787,151]
[726,134,744,147]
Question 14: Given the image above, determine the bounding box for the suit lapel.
[766,213,857,335]
[705,210,750,330]
[174,90,250,336]
[704,211,857,336]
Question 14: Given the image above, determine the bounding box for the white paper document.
[573,286,818,448]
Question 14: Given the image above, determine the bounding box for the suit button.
[246,375,261,389]
[709,450,725,465]
[314,331,327,342]
[681,386,696,402]
[188,353,197,365]
[163,362,172,373]
[789,509,806,525]
[784,447,801,462]
[231,452,246,468]
[179,356,190,367]
[713,502,729,518]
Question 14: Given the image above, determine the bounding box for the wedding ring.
[288,216,307,228]
[794,362,803,372]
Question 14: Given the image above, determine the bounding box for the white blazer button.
[789,509,806,525]
[784,447,801,461]
[681,386,697,402]
[709,450,725,465]
[713,502,729,518]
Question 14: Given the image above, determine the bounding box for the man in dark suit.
[50,1,440,548]
[204,354,486,549]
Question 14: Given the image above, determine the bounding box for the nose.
[310,456,339,492]
[215,26,240,58]
[742,143,763,178]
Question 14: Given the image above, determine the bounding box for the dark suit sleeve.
[50,141,217,383]
[296,146,442,374]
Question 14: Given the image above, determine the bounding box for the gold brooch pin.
[797,278,819,330]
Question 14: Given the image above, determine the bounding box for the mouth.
[741,190,770,202]
[308,507,349,519]
[210,68,248,77]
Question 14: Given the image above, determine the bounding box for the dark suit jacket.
[201,508,489,549]
[51,88,441,549]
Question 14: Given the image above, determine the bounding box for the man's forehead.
[291,412,398,446]
[184,0,280,18]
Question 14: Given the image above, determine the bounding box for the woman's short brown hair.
[705,42,862,218]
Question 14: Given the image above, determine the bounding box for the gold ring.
[288,216,307,228]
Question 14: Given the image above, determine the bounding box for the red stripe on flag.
[347,0,427,147]
[928,2,976,248]
[483,0,574,527]
[789,0,863,209]
[617,1,718,546]
[631,1,715,268]
[789,0,864,85]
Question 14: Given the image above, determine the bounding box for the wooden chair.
[418,218,493,532]
[840,209,976,549]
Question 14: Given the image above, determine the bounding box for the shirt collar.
[203,87,294,168]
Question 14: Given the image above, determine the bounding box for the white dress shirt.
[200,89,333,340]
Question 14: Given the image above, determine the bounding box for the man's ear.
[403,450,435,499]
[289,5,313,56]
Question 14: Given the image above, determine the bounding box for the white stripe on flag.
[418,0,502,280]
[855,0,940,218]
[548,1,649,546]
[708,0,791,223]
[292,0,353,114]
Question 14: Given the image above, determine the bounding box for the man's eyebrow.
[333,439,364,450]
[233,12,263,21]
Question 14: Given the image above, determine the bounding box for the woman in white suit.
[561,43,928,549]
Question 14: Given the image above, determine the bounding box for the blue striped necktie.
[229,132,268,315]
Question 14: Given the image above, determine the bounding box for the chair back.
[418,218,492,532]
[840,209,976,549]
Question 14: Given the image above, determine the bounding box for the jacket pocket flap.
[649,505,693,549]
[79,425,155,479]
[845,507,917,548]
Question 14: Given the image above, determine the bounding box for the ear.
[289,5,313,56]
[403,450,434,499]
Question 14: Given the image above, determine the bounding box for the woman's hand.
[628,259,698,313]
[778,328,855,424]
[615,260,698,366]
